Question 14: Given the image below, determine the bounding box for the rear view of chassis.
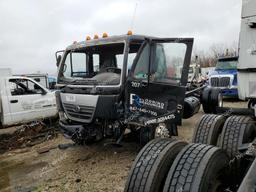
[125,112,256,192]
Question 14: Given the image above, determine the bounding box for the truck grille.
[210,77,230,87]
[219,77,230,87]
[63,103,95,122]
[210,77,219,87]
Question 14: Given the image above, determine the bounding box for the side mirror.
[56,55,62,67]
[41,89,47,95]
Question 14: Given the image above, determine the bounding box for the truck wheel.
[202,88,212,113]
[219,115,256,188]
[163,144,229,192]
[219,115,256,157]
[139,127,155,146]
[192,114,226,145]
[139,124,173,146]
[248,99,256,109]
[124,138,187,192]
[202,88,222,114]
[210,88,223,114]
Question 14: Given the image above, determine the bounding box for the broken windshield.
[60,43,126,86]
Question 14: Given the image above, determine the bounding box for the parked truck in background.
[208,56,238,97]
[0,68,57,127]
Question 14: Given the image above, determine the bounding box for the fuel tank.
[183,96,200,119]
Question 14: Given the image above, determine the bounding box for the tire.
[219,115,256,188]
[192,114,226,145]
[219,115,256,158]
[202,88,222,114]
[210,88,223,114]
[202,88,211,113]
[139,127,155,146]
[139,124,173,146]
[248,99,256,109]
[125,138,187,192]
[163,143,229,192]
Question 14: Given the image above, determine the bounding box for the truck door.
[7,78,57,124]
[126,38,193,126]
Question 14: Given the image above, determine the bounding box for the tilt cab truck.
[0,68,57,128]
[55,33,222,145]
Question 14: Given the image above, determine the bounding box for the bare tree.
[191,42,238,68]
[210,42,238,58]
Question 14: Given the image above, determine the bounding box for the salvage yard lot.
[0,99,246,192]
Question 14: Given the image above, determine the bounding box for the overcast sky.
[0,0,242,75]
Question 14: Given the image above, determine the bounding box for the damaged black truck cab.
[56,34,195,144]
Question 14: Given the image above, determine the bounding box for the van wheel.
[124,138,187,192]
[163,144,229,192]
[219,115,256,188]
[192,114,226,145]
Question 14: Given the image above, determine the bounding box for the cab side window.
[133,44,150,80]
[63,52,87,78]
[9,79,45,96]
[151,43,187,83]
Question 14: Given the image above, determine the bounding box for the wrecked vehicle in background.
[0,68,58,128]
[24,74,57,90]
[55,33,222,145]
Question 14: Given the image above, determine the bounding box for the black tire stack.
[163,144,229,192]
[192,114,226,145]
[125,114,256,192]
[125,138,187,192]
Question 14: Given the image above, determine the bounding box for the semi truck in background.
[0,68,57,128]
[208,56,238,97]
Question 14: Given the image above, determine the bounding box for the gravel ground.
[0,99,246,192]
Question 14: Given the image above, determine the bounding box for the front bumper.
[221,88,238,96]
[59,120,84,139]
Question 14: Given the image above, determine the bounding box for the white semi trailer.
[238,0,256,105]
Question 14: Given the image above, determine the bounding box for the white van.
[0,69,57,127]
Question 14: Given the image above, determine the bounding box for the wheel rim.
[155,123,170,138]
[209,171,228,192]
[210,179,224,192]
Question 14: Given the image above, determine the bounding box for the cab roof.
[66,34,156,51]
[218,56,239,61]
